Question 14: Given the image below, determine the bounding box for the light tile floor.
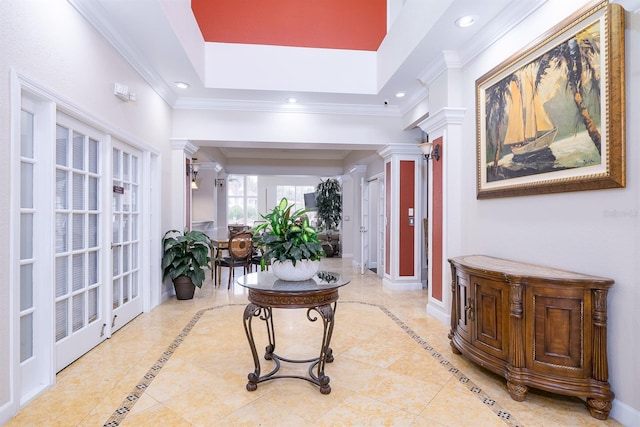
[7,258,621,426]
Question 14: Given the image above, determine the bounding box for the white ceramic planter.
[271,259,320,281]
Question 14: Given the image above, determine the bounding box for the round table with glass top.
[236,270,350,394]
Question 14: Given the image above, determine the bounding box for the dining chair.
[212,225,249,281]
[215,231,253,289]
[228,224,249,235]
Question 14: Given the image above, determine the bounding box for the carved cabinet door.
[472,275,509,360]
[453,271,471,344]
[525,285,588,378]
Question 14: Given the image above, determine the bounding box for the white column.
[378,144,423,290]
[417,107,465,325]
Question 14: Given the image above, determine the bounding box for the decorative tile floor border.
[103,302,523,426]
[366,302,523,427]
[102,304,231,426]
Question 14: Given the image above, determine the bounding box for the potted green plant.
[315,178,342,257]
[252,197,325,281]
[162,228,212,299]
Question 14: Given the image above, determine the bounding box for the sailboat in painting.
[503,67,558,156]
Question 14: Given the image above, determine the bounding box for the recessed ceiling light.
[174,81,190,89]
[285,97,298,104]
[455,15,478,28]
[395,91,406,98]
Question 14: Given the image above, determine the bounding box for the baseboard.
[426,299,450,327]
[611,398,640,426]
[0,397,18,426]
[382,277,422,291]
[160,288,174,303]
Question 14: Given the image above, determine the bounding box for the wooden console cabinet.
[448,255,614,419]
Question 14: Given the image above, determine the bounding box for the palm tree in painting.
[535,26,602,153]
[485,76,516,169]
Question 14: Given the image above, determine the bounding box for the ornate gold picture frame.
[476,1,625,199]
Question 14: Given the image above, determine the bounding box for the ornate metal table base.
[243,301,337,394]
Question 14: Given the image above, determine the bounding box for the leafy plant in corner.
[315,178,342,231]
[252,197,324,268]
[162,228,212,289]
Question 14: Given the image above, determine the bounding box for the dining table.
[208,228,230,256]
[207,229,230,280]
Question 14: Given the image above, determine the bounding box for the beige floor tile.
[421,378,507,426]
[120,403,191,426]
[318,393,418,426]
[6,258,622,427]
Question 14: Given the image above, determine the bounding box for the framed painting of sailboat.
[476,1,625,199]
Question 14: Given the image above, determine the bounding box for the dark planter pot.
[173,276,196,300]
[322,242,335,257]
[320,231,340,258]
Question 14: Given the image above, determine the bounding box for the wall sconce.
[188,162,199,189]
[419,141,441,161]
[215,178,225,188]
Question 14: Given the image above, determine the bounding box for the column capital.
[197,161,223,172]
[170,138,199,156]
[378,144,422,159]
[418,50,462,87]
[348,164,367,175]
[417,107,466,135]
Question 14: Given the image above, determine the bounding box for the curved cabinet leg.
[507,381,528,401]
[450,341,462,355]
[587,398,612,420]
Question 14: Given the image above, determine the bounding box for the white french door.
[54,114,107,372]
[360,177,369,275]
[110,140,143,331]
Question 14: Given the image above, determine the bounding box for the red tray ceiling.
[191,0,387,51]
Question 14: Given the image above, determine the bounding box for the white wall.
[449,0,640,423]
[0,0,174,423]
[191,167,218,223]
